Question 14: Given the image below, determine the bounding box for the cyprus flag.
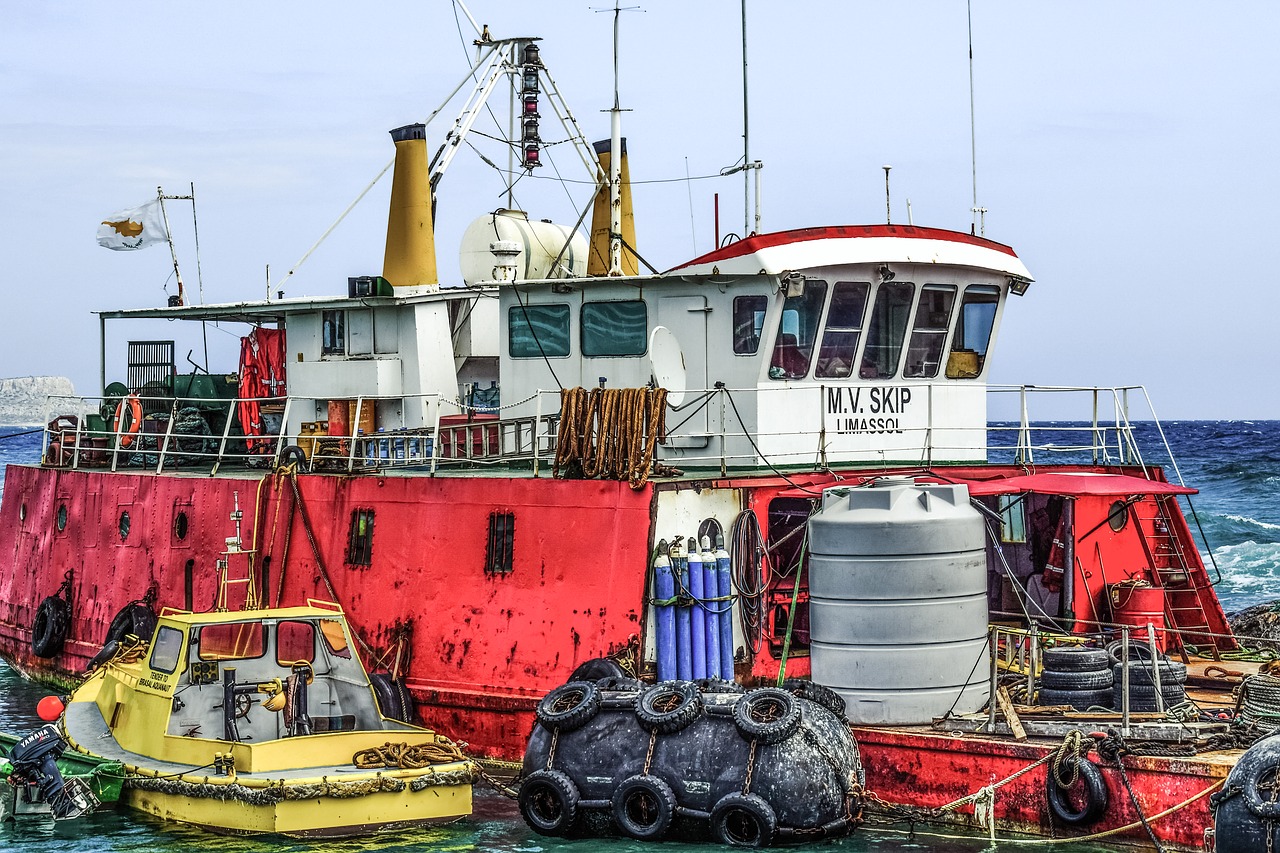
[97,199,168,250]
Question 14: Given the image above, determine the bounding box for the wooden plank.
[995,686,1027,740]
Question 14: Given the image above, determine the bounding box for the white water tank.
[808,478,990,725]
[459,209,587,285]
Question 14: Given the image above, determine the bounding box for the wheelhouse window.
[815,281,870,379]
[277,620,316,665]
[198,623,266,661]
[321,310,346,356]
[509,303,571,358]
[733,295,768,354]
[946,285,1000,379]
[999,494,1027,543]
[769,279,828,379]
[859,282,915,379]
[903,284,958,378]
[149,626,184,674]
[582,300,647,357]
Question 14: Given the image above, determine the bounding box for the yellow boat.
[62,600,476,836]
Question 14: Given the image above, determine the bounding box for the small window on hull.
[346,508,375,566]
[486,511,515,574]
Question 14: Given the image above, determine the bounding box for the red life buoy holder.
[113,394,143,448]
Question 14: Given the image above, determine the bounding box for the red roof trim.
[669,225,1019,272]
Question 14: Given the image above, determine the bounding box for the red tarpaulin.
[946,472,1196,497]
[238,327,286,454]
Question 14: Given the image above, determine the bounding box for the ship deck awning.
[95,285,492,324]
[942,472,1197,497]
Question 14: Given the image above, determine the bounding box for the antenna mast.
[608,1,625,275]
[967,0,981,235]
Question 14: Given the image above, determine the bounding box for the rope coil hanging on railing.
[553,387,669,488]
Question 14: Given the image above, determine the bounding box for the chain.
[741,738,759,795]
[545,727,559,771]
[642,729,657,776]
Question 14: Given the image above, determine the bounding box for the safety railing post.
[211,398,237,476]
[348,397,364,473]
[1148,625,1164,714]
[1026,622,1038,699]
[532,391,543,478]
[157,398,177,474]
[275,396,293,464]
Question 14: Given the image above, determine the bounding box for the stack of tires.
[518,673,863,847]
[1109,643,1188,711]
[1037,646,1114,710]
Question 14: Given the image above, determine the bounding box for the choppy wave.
[1206,540,1280,612]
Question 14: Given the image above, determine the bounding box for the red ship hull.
[0,461,1240,849]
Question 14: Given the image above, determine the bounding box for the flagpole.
[156,186,186,307]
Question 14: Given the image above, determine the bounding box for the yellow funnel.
[382,124,438,288]
[587,138,638,277]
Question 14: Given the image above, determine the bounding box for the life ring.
[1046,755,1110,826]
[710,792,778,847]
[535,681,603,732]
[518,769,580,836]
[733,686,802,744]
[113,394,143,449]
[612,774,677,840]
[31,595,71,659]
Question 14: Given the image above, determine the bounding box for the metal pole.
[1121,627,1131,736]
[741,0,750,236]
[986,625,999,733]
[1026,622,1038,700]
[1148,625,1164,713]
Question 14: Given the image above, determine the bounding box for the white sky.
[2,2,1276,419]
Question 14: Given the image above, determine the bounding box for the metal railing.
[38,383,1177,478]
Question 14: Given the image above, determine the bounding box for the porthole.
[56,503,67,531]
[119,511,131,541]
[1107,501,1129,532]
[174,511,189,541]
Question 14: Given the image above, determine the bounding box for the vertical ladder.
[1131,495,1235,657]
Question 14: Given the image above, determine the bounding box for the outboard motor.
[3,724,94,819]
[1211,733,1280,853]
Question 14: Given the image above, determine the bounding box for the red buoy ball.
[37,695,65,721]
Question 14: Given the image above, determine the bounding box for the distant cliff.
[0,376,77,425]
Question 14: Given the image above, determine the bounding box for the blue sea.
[1,421,1276,852]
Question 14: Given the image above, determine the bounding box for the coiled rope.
[553,387,668,488]
[352,739,468,770]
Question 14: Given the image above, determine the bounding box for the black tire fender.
[1111,660,1188,686]
[696,677,746,695]
[596,675,644,693]
[1040,669,1115,691]
[1037,687,1113,710]
[519,769,580,836]
[1041,646,1111,672]
[635,680,703,734]
[781,677,847,718]
[86,640,120,672]
[370,672,416,723]
[105,601,157,646]
[1106,640,1159,666]
[711,792,778,847]
[733,686,801,744]
[31,595,70,659]
[536,681,603,732]
[1046,756,1110,826]
[611,774,677,840]
[569,656,628,683]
